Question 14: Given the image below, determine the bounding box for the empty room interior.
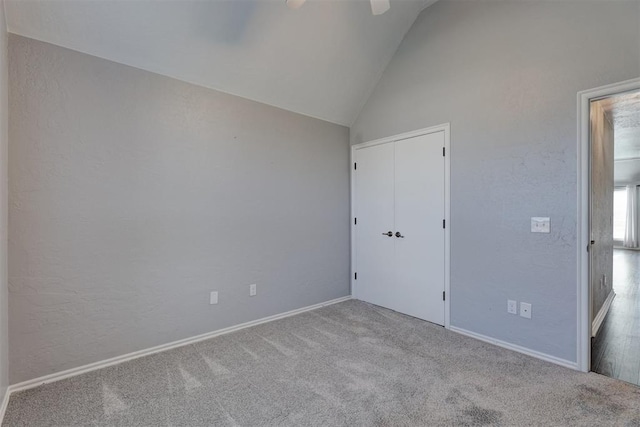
[0,0,638,425]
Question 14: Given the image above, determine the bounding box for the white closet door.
[354,143,396,309]
[394,132,445,324]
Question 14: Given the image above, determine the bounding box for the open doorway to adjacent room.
[590,89,640,386]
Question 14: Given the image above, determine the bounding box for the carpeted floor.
[4,299,640,426]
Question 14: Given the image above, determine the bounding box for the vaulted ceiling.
[5,0,435,126]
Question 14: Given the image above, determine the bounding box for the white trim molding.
[0,387,9,425]
[577,77,640,372]
[6,296,351,396]
[350,123,451,329]
[450,326,578,370]
[592,290,615,338]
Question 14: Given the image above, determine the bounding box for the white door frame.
[350,123,451,328]
[577,78,640,372]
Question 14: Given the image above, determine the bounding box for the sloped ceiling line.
[5,0,437,126]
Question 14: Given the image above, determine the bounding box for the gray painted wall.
[590,100,614,322]
[351,0,640,363]
[8,35,350,384]
[0,0,9,404]
[615,159,640,184]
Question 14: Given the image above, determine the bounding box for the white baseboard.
[449,326,578,370]
[0,387,9,425]
[7,295,352,397]
[592,290,615,338]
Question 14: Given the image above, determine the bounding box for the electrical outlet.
[209,291,218,305]
[507,300,517,315]
[249,284,257,297]
[520,302,532,319]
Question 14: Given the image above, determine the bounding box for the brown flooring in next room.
[592,249,640,386]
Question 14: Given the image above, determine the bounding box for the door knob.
[395,231,405,238]
[382,231,393,237]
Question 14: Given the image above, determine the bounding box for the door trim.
[350,123,451,328]
[577,78,640,372]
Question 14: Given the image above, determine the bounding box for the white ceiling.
[602,91,640,161]
[5,0,435,126]
[603,91,640,183]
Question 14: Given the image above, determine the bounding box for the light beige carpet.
[4,299,640,426]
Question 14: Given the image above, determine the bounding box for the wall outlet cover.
[249,284,257,297]
[209,291,218,305]
[520,302,532,319]
[507,299,517,314]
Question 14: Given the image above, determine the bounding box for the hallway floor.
[592,249,640,386]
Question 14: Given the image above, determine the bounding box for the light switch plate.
[531,217,550,233]
[210,291,218,305]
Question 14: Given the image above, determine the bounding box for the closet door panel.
[354,143,396,308]
[394,132,445,324]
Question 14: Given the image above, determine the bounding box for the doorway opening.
[581,80,640,385]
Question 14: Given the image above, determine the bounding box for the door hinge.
[354,272,357,280]
[354,217,357,225]
[443,291,446,301]
[443,147,445,156]
[354,162,357,170]
[443,219,446,229]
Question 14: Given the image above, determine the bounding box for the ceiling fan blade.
[370,0,390,15]
[371,0,391,15]
[286,0,307,10]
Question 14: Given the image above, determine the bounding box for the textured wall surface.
[8,35,350,384]
[590,100,614,321]
[0,0,9,404]
[351,0,640,363]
